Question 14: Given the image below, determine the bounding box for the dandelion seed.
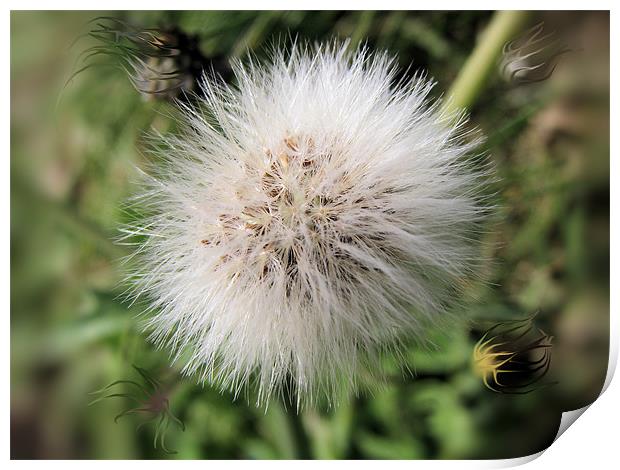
[124,42,491,407]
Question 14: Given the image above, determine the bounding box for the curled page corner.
[551,321,618,446]
[495,405,591,467]
[495,450,545,468]
[554,406,590,442]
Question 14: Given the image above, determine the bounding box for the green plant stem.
[443,10,531,115]
[348,11,376,50]
[286,409,312,459]
[231,11,281,58]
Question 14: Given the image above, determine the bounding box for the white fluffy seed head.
[124,42,490,408]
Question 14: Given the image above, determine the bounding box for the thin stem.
[442,10,531,114]
[285,408,312,459]
[348,11,376,50]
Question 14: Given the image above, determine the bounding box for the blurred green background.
[11,11,609,459]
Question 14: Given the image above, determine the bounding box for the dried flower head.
[89,365,184,453]
[70,17,210,100]
[472,315,554,394]
[500,22,571,84]
[124,43,490,407]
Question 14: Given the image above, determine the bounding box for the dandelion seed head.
[125,43,491,407]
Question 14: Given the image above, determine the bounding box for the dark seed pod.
[473,315,555,394]
[88,365,185,454]
[69,17,229,101]
[500,22,571,85]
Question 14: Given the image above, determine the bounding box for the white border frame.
[4,2,617,467]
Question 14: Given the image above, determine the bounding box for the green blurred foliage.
[11,10,609,459]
